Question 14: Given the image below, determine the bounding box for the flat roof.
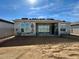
[0,19,14,24]
[71,22,79,26]
[14,19,68,23]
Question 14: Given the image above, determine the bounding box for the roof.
[0,19,14,24]
[14,18,70,24]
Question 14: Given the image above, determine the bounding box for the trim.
[0,19,14,24]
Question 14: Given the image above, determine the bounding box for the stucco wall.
[0,21,14,38]
[14,20,70,36]
[58,22,70,36]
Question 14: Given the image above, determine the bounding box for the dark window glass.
[21,28,24,32]
[60,28,66,31]
[16,29,18,31]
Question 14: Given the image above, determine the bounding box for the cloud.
[69,2,79,17]
[27,0,79,21]
[37,16,47,18]
[30,0,64,11]
[28,0,63,16]
[53,1,79,22]
[51,2,79,17]
[30,3,54,10]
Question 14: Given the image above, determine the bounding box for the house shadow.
[0,35,79,47]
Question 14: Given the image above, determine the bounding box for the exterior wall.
[14,20,70,36]
[70,25,79,36]
[0,21,14,38]
[58,22,70,36]
[14,22,20,35]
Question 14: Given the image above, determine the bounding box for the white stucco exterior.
[14,19,70,36]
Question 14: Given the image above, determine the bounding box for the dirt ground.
[0,36,79,59]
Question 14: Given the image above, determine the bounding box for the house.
[14,18,70,36]
[0,19,14,38]
[70,22,79,36]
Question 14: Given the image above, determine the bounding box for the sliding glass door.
[38,25,50,33]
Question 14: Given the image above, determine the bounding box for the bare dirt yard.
[0,36,79,59]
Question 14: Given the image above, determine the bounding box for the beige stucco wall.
[0,21,14,38]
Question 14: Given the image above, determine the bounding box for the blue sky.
[0,0,79,22]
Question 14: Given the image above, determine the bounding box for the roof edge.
[0,19,14,24]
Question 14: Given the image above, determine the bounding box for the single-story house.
[70,22,79,36]
[14,18,70,36]
[0,19,14,38]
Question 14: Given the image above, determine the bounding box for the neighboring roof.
[0,19,14,24]
[71,22,79,26]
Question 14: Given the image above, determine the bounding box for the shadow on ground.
[0,35,79,47]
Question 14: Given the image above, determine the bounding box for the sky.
[0,0,79,22]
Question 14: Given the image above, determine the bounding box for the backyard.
[0,36,79,59]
